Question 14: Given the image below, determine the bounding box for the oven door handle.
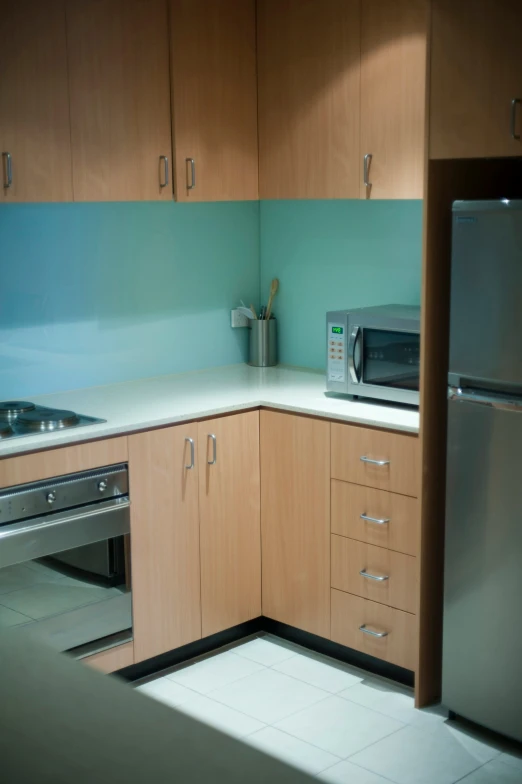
[348,325,361,384]
[0,497,130,570]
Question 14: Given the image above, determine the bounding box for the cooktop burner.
[17,409,81,432]
[0,421,14,439]
[0,401,106,441]
[0,401,36,421]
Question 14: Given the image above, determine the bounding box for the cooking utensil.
[265,278,279,321]
[250,303,258,320]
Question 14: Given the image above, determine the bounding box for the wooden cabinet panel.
[331,535,417,614]
[257,0,361,200]
[198,412,261,637]
[360,0,428,199]
[0,0,72,202]
[129,426,201,662]
[67,0,173,201]
[331,480,418,556]
[0,437,128,488]
[261,411,331,638]
[430,0,522,159]
[331,423,420,498]
[170,0,258,202]
[82,642,134,673]
[331,588,416,671]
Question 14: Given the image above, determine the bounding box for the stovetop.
[0,401,106,441]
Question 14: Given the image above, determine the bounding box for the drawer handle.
[360,569,389,582]
[360,513,390,525]
[360,456,390,467]
[359,624,388,638]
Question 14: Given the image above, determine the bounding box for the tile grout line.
[316,756,400,784]
[451,762,488,784]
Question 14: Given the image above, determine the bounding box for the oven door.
[351,326,420,405]
[0,499,132,654]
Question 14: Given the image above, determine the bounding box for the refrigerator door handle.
[448,386,522,413]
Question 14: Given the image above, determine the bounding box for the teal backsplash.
[260,200,423,370]
[0,202,260,397]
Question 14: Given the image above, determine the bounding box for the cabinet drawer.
[331,423,420,497]
[331,481,418,556]
[331,589,416,671]
[331,535,416,614]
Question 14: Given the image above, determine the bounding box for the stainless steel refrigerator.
[443,200,522,742]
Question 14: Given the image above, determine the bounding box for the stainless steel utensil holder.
[249,318,278,367]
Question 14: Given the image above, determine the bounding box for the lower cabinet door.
[129,425,202,662]
[198,411,261,637]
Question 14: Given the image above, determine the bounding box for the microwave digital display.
[331,326,344,335]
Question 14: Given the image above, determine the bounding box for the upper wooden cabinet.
[360,0,428,199]
[67,0,173,201]
[430,0,522,160]
[170,0,259,202]
[0,0,72,202]
[198,412,261,637]
[257,0,361,200]
[129,425,202,663]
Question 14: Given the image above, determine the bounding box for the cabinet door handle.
[360,456,390,467]
[359,569,389,582]
[159,155,169,187]
[360,513,390,525]
[185,437,195,470]
[2,152,12,188]
[359,624,388,639]
[186,158,196,189]
[511,98,521,140]
[207,434,217,465]
[363,153,372,188]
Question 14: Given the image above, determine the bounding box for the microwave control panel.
[327,323,346,382]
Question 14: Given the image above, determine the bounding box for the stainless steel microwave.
[326,305,420,406]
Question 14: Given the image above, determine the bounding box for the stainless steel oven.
[0,464,132,657]
[326,305,420,406]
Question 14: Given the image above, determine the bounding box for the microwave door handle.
[348,325,361,384]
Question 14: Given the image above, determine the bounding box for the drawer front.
[331,588,416,671]
[331,535,417,614]
[331,423,420,497]
[331,480,418,556]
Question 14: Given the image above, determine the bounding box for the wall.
[259,200,423,370]
[0,202,259,398]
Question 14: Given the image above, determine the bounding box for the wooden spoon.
[265,278,279,321]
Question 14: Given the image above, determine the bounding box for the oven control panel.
[327,323,346,383]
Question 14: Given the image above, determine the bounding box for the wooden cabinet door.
[170,0,258,202]
[198,412,261,637]
[129,426,201,662]
[260,411,331,638]
[0,0,72,202]
[430,0,522,159]
[257,0,361,200]
[67,0,173,201]
[360,0,428,199]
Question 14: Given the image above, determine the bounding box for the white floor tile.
[174,694,266,739]
[0,563,64,595]
[0,604,32,628]
[457,759,522,783]
[166,651,264,694]
[498,750,522,772]
[274,695,403,759]
[339,678,445,729]
[349,723,500,784]
[318,760,394,784]
[0,579,119,619]
[245,727,341,775]
[233,637,297,666]
[273,652,363,693]
[137,677,198,709]
[209,668,329,724]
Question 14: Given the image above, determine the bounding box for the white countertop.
[0,365,420,458]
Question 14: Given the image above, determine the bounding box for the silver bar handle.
[159,155,169,187]
[360,513,390,525]
[360,569,389,582]
[360,456,390,467]
[363,153,372,188]
[511,98,521,140]
[185,437,195,470]
[448,386,522,413]
[3,152,12,188]
[207,434,217,465]
[359,624,388,639]
[186,157,195,190]
[348,325,361,384]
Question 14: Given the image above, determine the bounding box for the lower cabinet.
[129,425,202,662]
[198,411,261,637]
[260,411,331,639]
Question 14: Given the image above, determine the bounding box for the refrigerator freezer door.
[449,201,522,389]
[443,393,522,741]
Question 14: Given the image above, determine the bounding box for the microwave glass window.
[362,329,420,391]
